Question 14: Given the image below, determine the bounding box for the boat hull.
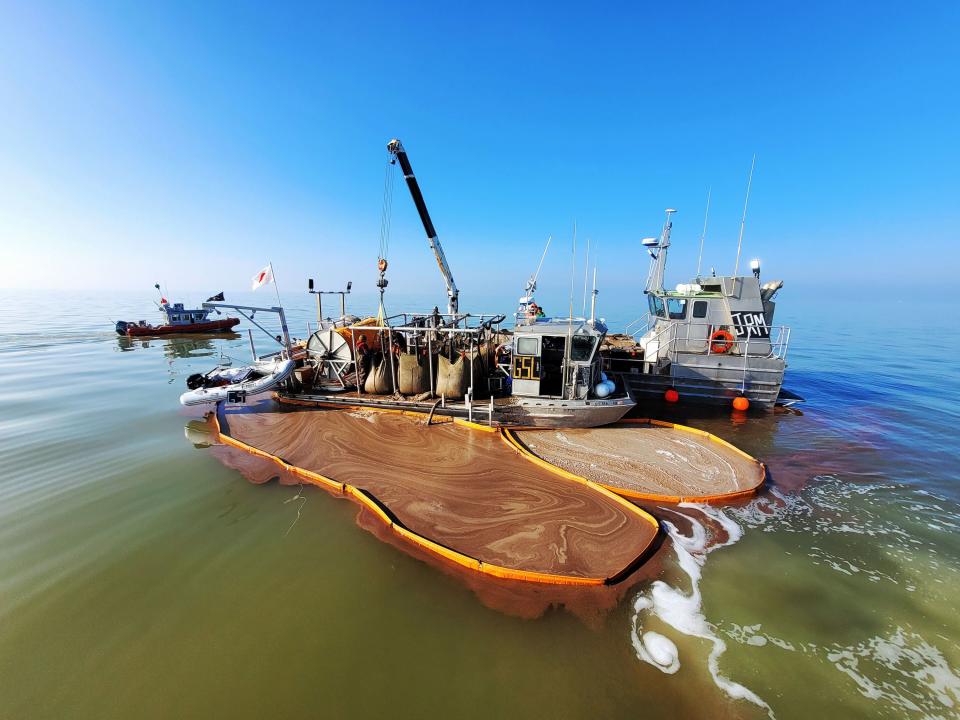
[496,396,635,428]
[276,391,635,428]
[118,318,240,337]
[606,351,786,410]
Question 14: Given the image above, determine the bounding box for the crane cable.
[376,158,396,324]
[378,158,395,265]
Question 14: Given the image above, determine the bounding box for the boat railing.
[624,316,651,336]
[382,312,506,329]
[309,312,505,335]
[618,320,791,363]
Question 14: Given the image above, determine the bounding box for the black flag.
[206,291,224,302]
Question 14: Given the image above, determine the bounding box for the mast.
[387,139,459,316]
[645,208,676,293]
[517,235,551,320]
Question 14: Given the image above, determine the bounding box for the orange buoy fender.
[732,396,750,411]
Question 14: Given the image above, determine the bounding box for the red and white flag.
[251,264,274,291]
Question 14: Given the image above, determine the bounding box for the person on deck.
[526,302,545,323]
[355,335,373,389]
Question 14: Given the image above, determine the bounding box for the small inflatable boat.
[179,357,295,406]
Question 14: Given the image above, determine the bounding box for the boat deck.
[216,406,659,585]
[509,419,766,503]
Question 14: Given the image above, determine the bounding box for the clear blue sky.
[2,1,958,304]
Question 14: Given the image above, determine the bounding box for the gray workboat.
[602,209,800,411]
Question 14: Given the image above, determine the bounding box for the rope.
[378,159,395,262]
[283,477,307,537]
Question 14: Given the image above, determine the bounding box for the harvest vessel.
[184,139,634,427]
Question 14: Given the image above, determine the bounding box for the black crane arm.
[387,139,459,315]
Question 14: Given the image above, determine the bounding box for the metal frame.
[202,302,293,358]
[342,312,504,400]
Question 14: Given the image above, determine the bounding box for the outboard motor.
[115,320,129,336]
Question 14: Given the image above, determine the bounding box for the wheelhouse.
[639,274,787,361]
[162,303,213,326]
[511,319,604,400]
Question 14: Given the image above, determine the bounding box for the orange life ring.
[378,258,388,273]
[710,329,735,354]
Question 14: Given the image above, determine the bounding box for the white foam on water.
[720,623,960,716]
[629,505,774,717]
[826,630,960,714]
[629,477,960,718]
[630,621,679,674]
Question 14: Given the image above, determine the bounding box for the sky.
[1,1,958,308]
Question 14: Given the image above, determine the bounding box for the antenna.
[526,235,552,294]
[733,155,756,276]
[581,237,591,318]
[568,221,577,324]
[696,186,711,281]
[589,266,598,323]
[567,220,577,401]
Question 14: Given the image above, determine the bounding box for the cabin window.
[648,295,666,318]
[667,298,687,319]
[516,337,539,355]
[570,335,597,362]
[692,301,708,319]
[193,313,202,322]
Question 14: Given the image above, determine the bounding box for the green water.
[1,290,958,719]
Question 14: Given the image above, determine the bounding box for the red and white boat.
[116,293,239,337]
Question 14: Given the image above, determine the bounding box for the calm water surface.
[1,289,958,719]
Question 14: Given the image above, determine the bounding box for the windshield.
[516,337,538,355]
[570,335,597,362]
[648,295,666,318]
[667,298,687,319]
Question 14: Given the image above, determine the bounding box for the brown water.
[1,290,958,719]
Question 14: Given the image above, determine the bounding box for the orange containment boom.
[504,419,767,504]
[210,407,660,587]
